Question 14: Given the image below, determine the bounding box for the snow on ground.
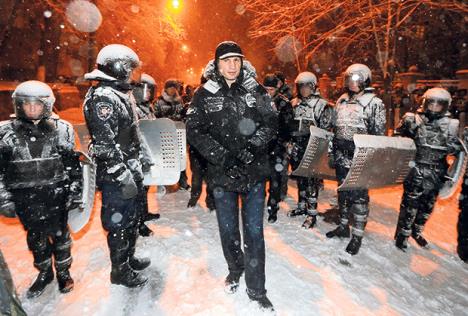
[1,179,467,316]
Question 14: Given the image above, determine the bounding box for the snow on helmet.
[422,87,452,119]
[344,63,372,91]
[134,73,156,103]
[140,73,156,86]
[295,71,317,96]
[96,44,140,81]
[295,72,317,85]
[12,80,55,120]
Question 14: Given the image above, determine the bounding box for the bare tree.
[239,0,467,80]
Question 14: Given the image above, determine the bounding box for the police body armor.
[412,113,465,199]
[1,119,72,189]
[413,115,458,166]
[292,96,328,137]
[334,92,376,142]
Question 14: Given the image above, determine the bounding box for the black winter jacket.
[186,60,278,192]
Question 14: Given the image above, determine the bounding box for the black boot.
[27,261,54,299]
[224,270,243,294]
[395,233,409,251]
[111,261,148,288]
[247,289,275,312]
[302,215,317,229]
[411,232,429,248]
[411,224,429,248]
[108,229,148,288]
[178,172,191,191]
[206,199,216,212]
[139,222,153,237]
[345,235,362,255]
[187,196,198,208]
[143,213,160,221]
[128,228,151,271]
[326,224,350,238]
[267,205,279,224]
[288,203,307,217]
[57,269,74,293]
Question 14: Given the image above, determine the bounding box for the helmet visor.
[345,72,365,91]
[13,96,47,119]
[424,98,449,113]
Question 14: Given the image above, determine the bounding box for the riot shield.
[338,135,416,190]
[439,139,468,199]
[291,126,336,180]
[174,121,187,172]
[74,123,91,155]
[139,118,181,185]
[68,151,96,233]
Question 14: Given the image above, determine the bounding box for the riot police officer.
[263,73,294,223]
[0,81,80,297]
[288,72,333,229]
[133,73,160,235]
[394,88,462,251]
[326,64,386,255]
[134,73,157,120]
[83,44,150,288]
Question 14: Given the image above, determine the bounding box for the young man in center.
[186,41,277,311]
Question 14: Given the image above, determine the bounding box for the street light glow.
[172,0,180,9]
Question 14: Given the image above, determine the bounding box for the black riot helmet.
[344,63,372,93]
[95,44,140,82]
[12,80,55,120]
[133,73,156,103]
[295,71,317,98]
[422,87,452,120]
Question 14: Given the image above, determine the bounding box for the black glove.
[225,165,247,179]
[288,143,300,160]
[0,201,16,218]
[118,169,138,200]
[237,148,255,165]
[66,180,83,210]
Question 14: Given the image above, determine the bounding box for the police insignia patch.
[96,102,113,121]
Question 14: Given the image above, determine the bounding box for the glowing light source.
[171,0,181,10]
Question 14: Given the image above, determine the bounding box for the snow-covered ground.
[1,179,467,316]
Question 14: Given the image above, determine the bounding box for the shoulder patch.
[203,80,221,94]
[96,102,114,121]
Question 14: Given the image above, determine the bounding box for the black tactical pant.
[396,164,444,238]
[189,146,214,206]
[100,181,144,267]
[290,141,321,215]
[336,163,369,237]
[13,187,72,273]
[267,150,289,212]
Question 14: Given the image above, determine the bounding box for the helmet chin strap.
[424,110,444,120]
